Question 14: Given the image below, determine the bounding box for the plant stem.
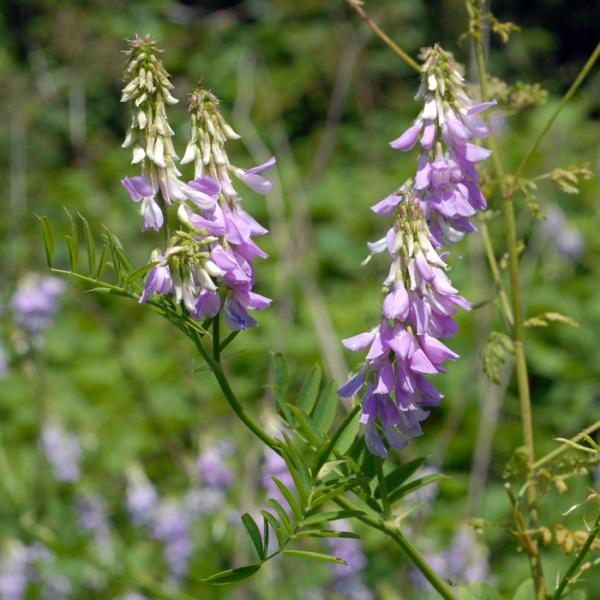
[212,314,221,362]
[375,458,392,520]
[479,218,514,326]
[188,328,279,451]
[533,419,600,471]
[345,0,421,73]
[335,496,458,600]
[553,512,600,600]
[512,43,600,187]
[472,13,547,598]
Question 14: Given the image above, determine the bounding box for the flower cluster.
[120,36,275,330]
[340,45,494,457]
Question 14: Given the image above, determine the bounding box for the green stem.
[533,419,600,471]
[335,496,458,600]
[479,218,514,327]
[346,0,421,73]
[188,327,279,451]
[375,458,392,520]
[553,512,600,600]
[512,43,600,187]
[472,13,546,598]
[212,314,221,362]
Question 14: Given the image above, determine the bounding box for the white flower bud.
[153,137,166,168]
[137,110,147,129]
[203,260,225,278]
[181,142,196,165]
[131,146,146,164]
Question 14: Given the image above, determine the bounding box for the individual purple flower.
[40,423,82,483]
[152,501,192,581]
[232,156,276,195]
[139,252,174,304]
[121,176,164,232]
[11,275,64,339]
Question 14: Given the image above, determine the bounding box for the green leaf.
[300,510,363,527]
[287,405,321,446]
[312,381,338,433]
[78,212,96,275]
[65,235,78,271]
[388,473,447,504]
[125,262,157,287]
[333,408,361,455]
[281,549,346,565]
[203,564,261,585]
[241,513,265,560]
[460,582,503,600]
[96,245,109,279]
[37,216,55,267]
[266,499,293,533]
[297,365,321,415]
[260,509,286,548]
[512,579,534,600]
[272,478,302,522]
[313,405,361,473]
[271,353,292,422]
[294,529,360,540]
[374,457,426,499]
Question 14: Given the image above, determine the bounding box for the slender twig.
[512,43,600,188]
[553,512,600,600]
[335,496,459,600]
[471,6,546,596]
[187,327,279,451]
[345,0,421,72]
[212,314,221,362]
[533,419,600,471]
[375,458,392,520]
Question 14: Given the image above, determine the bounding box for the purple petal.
[466,100,497,117]
[338,365,367,398]
[390,121,422,151]
[246,156,276,175]
[122,176,153,202]
[382,285,409,320]
[420,121,436,149]
[410,349,438,374]
[460,143,492,162]
[342,330,376,352]
[371,194,403,216]
[141,197,164,231]
[234,170,274,195]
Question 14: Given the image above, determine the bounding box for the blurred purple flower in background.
[412,526,490,590]
[11,275,64,340]
[542,206,584,260]
[152,501,192,582]
[326,521,372,600]
[0,542,29,600]
[196,442,234,490]
[260,447,294,505]
[126,466,159,527]
[40,423,82,483]
[77,495,114,561]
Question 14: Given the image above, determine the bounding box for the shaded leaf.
[312,381,338,433]
[374,458,427,499]
[388,473,447,504]
[298,365,321,415]
[241,513,265,561]
[281,549,346,565]
[203,564,261,585]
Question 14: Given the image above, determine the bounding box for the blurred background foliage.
[0,0,599,598]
